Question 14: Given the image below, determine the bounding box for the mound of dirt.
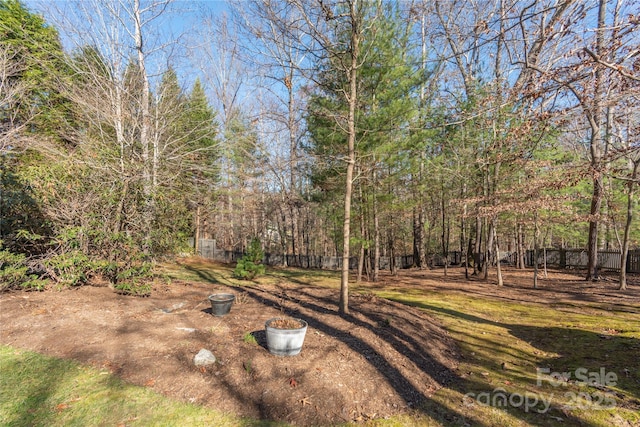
[0,272,459,426]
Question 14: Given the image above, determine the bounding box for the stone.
[194,348,216,367]
[160,302,186,313]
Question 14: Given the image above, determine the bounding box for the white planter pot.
[265,318,308,356]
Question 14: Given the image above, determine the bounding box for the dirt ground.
[1,261,638,426]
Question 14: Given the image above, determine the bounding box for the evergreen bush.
[233,238,265,280]
[0,243,47,291]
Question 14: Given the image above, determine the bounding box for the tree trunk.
[461,217,467,277]
[533,210,540,289]
[586,0,607,281]
[279,195,288,267]
[441,191,449,277]
[357,238,364,283]
[474,216,482,275]
[619,159,639,290]
[389,229,397,276]
[115,84,125,176]
[195,205,200,256]
[289,200,298,265]
[492,219,503,286]
[413,207,424,268]
[287,66,299,267]
[339,2,361,315]
[357,184,365,283]
[482,217,489,280]
[373,184,380,282]
[460,183,468,277]
[134,0,153,254]
[113,180,128,236]
[517,222,525,269]
[413,13,427,270]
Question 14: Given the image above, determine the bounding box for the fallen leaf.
[55,403,69,412]
[299,396,311,406]
[289,377,298,387]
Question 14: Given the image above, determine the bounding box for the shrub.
[42,250,93,287]
[0,246,47,291]
[112,262,154,296]
[112,281,152,297]
[233,238,265,280]
[2,228,158,295]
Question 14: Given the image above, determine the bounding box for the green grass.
[0,346,283,427]
[375,289,640,426]
[163,257,342,289]
[3,259,639,426]
[243,331,258,345]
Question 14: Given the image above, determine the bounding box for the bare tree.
[35,0,218,255]
[613,93,640,290]
[516,0,638,280]
[189,9,253,251]
[232,0,310,264]
[0,45,30,152]
[618,154,639,290]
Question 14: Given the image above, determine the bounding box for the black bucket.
[208,293,235,317]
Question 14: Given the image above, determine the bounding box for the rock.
[160,302,186,313]
[194,349,216,367]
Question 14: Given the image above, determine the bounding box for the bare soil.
[1,260,638,426]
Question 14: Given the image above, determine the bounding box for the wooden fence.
[192,239,640,273]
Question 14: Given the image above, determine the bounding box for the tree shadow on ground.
[180,262,222,284]
[179,262,635,426]
[0,348,70,426]
[166,263,473,424]
[236,285,477,425]
[369,267,640,311]
[397,300,640,422]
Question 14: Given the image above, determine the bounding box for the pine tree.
[0,0,69,139]
[306,2,424,306]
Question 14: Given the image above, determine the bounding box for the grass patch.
[161,257,341,289]
[376,289,640,427]
[0,346,283,427]
[243,331,258,345]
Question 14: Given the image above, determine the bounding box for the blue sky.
[24,0,231,88]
